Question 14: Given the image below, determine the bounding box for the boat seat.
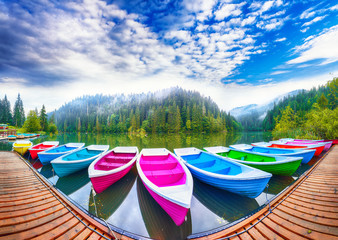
[143,168,185,186]
[76,153,92,159]
[141,159,177,170]
[96,161,124,170]
[191,159,216,169]
[105,155,133,163]
[203,166,231,175]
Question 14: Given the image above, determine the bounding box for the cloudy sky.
[0,0,337,112]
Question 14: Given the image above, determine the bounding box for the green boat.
[203,146,302,176]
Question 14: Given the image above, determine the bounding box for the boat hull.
[52,159,95,177]
[143,181,189,226]
[270,143,324,156]
[39,152,66,165]
[137,148,193,226]
[13,141,32,156]
[90,164,134,194]
[186,165,270,198]
[216,150,302,176]
[233,145,316,164]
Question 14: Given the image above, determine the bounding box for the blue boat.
[237,143,316,164]
[51,145,109,177]
[174,147,272,198]
[38,142,85,165]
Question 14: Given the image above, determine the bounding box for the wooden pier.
[0,151,129,240]
[0,146,337,240]
[190,145,338,240]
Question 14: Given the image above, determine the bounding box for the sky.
[0,0,337,113]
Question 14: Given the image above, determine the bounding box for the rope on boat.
[91,186,119,240]
[218,149,331,240]
[18,153,115,240]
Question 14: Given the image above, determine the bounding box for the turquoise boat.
[174,147,272,198]
[230,144,316,164]
[51,145,109,177]
[38,142,85,165]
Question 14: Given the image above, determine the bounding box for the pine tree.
[39,105,48,131]
[1,95,13,125]
[13,94,25,127]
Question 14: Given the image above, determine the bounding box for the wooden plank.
[261,215,307,240]
[277,204,338,227]
[295,188,338,199]
[55,220,87,240]
[254,221,284,240]
[0,194,54,208]
[273,208,338,235]
[285,197,338,213]
[268,212,337,239]
[281,200,338,219]
[33,214,82,240]
[72,227,94,240]
[238,231,253,240]
[0,199,61,220]
[0,203,64,227]
[0,208,69,235]
[0,212,75,240]
[0,195,56,213]
[247,227,266,240]
[288,195,338,208]
[290,192,338,205]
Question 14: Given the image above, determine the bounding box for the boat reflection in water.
[263,175,295,195]
[28,158,43,170]
[193,178,259,223]
[137,177,192,240]
[39,164,54,179]
[89,167,137,220]
[55,168,90,195]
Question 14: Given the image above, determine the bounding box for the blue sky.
[0,0,337,112]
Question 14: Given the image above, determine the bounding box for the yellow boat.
[13,140,33,156]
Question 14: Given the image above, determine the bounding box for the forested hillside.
[53,87,241,133]
[263,78,337,131]
[263,78,337,140]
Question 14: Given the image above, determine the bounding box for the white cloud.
[271,70,289,75]
[288,25,338,65]
[275,37,286,42]
[302,15,326,27]
[214,3,244,20]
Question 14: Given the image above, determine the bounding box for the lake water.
[0,132,315,239]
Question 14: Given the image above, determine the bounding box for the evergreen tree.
[1,95,13,125]
[39,105,48,131]
[13,94,25,127]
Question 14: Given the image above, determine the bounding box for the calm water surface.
[0,132,315,239]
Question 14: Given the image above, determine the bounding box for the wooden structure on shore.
[0,151,131,240]
[189,145,338,240]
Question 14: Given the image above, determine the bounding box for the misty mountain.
[230,89,304,120]
[229,89,304,131]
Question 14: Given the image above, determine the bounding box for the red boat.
[253,141,325,156]
[28,141,59,159]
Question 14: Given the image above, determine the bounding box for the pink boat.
[136,148,193,226]
[88,146,138,194]
[280,138,333,151]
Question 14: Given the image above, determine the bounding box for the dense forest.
[265,78,337,139]
[53,87,242,134]
[263,78,337,131]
